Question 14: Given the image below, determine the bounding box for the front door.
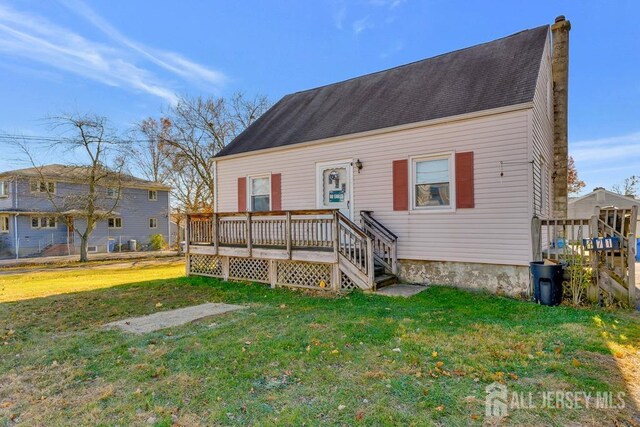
[317,160,352,219]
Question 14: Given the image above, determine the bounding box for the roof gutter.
[215,101,534,161]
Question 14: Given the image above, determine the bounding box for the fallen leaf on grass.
[155,302,163,308]
[0,401,14,409]
[572,358,581,367]
[431,351,438,358]
[356,410,364,421]
[435,405,444,411]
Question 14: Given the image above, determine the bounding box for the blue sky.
[0,0,638,194]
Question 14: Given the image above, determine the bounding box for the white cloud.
[59,0,226,88]
[333,3,347,30]
[353,16,373,35]
[571,132,640,162]
[0,1,227,104]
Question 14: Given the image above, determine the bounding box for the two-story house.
[0,164,171,258]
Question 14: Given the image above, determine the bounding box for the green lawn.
[0,265,639,426]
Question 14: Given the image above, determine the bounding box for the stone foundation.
[398,259,530,298]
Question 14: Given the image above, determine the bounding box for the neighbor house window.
[149,218,158,229]
[108,217,123,229]
[0,181,8,198]
[31,216,57,229]
[30,180,55,194]
[106,188,119,199]
[412,155,453,209]
[0,216,9,233]
[249,176,270,212]
[148,190,158,201]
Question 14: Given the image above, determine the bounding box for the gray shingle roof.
[217,25,549,158]
[0,164,171,190]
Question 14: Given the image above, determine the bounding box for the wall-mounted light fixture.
[355,159,363,173]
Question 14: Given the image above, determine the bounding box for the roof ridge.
[287,24,549,97]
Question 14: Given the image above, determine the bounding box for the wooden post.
[286,211,292,259]
[627,233,636,308]
[332,263,341,291]
[222,256,229,281]
[269,259,277,288]
[246,212,252,256]
[366,236,375,290]
[588,212,599,302]
[531,216,542,262]
[213,213,219,255]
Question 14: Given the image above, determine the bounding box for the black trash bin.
[529,261,564,306]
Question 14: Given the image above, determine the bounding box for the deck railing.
[532,206,638,307]
[186,209,378,290]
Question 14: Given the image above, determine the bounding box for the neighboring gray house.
[0,164,171,258]
[569,187,640,238]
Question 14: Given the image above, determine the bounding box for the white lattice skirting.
[188,254,359,291]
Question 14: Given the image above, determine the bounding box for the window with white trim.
[108,217,123,229]
[30,180,55,194]
[106,188,119,199]
[148,190,158,201]
[149,218,158,229]
[0,216,9,233]
[249,176,270,212]
[412,155,453,209]
[0,181,8,198]
[31,216,57,229]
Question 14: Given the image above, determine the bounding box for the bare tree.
[611,175,639,198]
[131,117,172,183]
[15,114,130,262]
[158,92,270,212]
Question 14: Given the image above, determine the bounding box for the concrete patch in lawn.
[104,303,245,334]
[375,284,427,297]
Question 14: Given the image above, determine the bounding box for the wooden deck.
[533,206,638,306]
[185,209,398,292]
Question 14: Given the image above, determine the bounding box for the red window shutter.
[392,159,409,211]
[271,173,282,211]
[455,152,475,209]
[237,177,247,212]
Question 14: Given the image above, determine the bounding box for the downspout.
[14,213,18,260]
[167,191,171,249]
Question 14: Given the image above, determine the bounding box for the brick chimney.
[551,15,571,217]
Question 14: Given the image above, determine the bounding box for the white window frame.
[410,152,456,212]
[30,216,57,229]
[0,215,9,233]
[106,188,119,199]
[0,181,8,198]
[148,190,158,201]
[247,174,271,212]
[108,217,123,229]
[30,180,56,195]
[149,217,158,229]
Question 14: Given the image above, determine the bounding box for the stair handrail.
[360,211,398,275]
[335,211,375,288]
[360,211,397,241]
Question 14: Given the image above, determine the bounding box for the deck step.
[375,274,398,289]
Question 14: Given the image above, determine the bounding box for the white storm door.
[316,160,352,219]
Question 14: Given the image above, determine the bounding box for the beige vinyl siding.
[530,31,553,219]
[217,109,532,266]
